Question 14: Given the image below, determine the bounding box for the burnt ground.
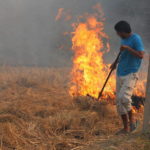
[0,67,149,150]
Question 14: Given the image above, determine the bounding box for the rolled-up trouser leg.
[116,73,138,115]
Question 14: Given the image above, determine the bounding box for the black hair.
[114,21,132,33]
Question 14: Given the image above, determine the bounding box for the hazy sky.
[0,0,149,66]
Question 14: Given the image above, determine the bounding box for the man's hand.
[120,45,131,51]
[110,62,117,70]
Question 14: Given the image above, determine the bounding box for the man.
[111,21,145,134]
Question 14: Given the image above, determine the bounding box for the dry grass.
[0,66,149,150]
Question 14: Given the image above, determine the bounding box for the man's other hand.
[110,62,117,70]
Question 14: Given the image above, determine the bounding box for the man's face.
[116,32,130,39]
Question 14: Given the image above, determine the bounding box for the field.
[0,67,149,150]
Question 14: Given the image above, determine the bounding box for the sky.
[0,0,149,66]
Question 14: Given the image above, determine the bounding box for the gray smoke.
[0,0,149,66]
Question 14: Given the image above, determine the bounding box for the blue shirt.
[117,33,144,77]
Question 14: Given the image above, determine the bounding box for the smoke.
[0,0,149,66]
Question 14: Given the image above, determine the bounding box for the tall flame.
[68,3,146,100]
[69,5,115,99]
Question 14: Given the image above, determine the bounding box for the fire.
[69,5,115,99]
[134,80,146,97]
[69,3,146,100]
[55,8,72,21]
[55,8,64,21]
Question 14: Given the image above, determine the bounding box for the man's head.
[114,21,132,39]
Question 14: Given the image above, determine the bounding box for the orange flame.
[69,4,115,99]
[68,3,146,100]
[55,8,64,21]
[55,8,72,21]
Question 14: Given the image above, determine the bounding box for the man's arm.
[120,45,145,59]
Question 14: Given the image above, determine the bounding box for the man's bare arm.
[120,45,145,59]
[127,48,144,59]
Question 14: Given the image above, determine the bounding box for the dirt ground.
[0,67,149,150]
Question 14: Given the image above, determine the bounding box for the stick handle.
[113,51,122,68]
[98,51,121,99]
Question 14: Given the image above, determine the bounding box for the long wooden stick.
[87,51,121,100]
[97,51,121,100]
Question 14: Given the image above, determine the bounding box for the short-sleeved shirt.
[117,33,144,77]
